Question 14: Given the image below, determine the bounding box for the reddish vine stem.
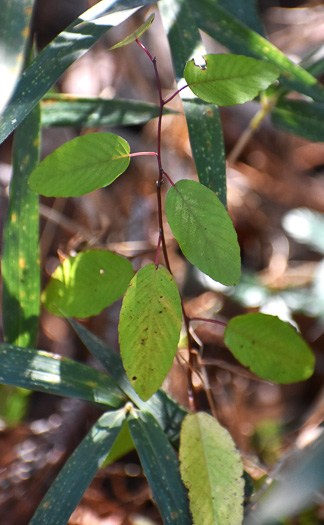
[136,38,198,411]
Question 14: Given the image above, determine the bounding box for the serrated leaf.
[165,179,241,285]
[29,133,130,197]
[41,94,177,127]
[109,12,155,49]
[30,409,125,525]
[224,313,315,383]
[2,103,40,347]
[0,343,125,407]
[42,249,133,318]
[184,54,279,106]
[272,100,324,142]
[128,410,191,524]
[119,264,182,401]
[180,412,244,525]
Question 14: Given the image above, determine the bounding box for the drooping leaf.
[272,99,324,142]
[109,12,155,49]
[180,412,244,525]
[165,179,241,285]
[119,264,182,400]
[69,319,188,443]
[2,104,40,347]
[128,410,191,524]
[30,409,126,525]
[184,54,279,106]
[42,249,133,318]
[0,1,153,144]
[188,0,324,103]
[0,343,125,407]
[29,132,130,197]
[0,0,35,115]
[224,313,315,383]
[41,94,177,127]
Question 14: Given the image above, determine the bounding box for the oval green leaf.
[29,132,130,197]
[109,13,155,50]
[42,250,133,318]
[184,54,279,106]
[165,179,241,285]
[224,313,315,383]
[179,412,244,525]
[118,264,182,401]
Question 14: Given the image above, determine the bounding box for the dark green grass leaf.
[29,132,130,197]
[180,412,244,524]
[42,249,133,318]
[30,409,126,525]
[0,1,150,144]
[2,104,40,347]
[218,0,263,34]
[128,410,191,524]
[69,319,187,444]
[272,99,324,142]
[119,264,182,400]
[41,94,177,127]
[189,0,324,102]
[0,344,125,407]
[224,313,315,383]
[184,54,279,106]
[165,179,241,285]
[0,0,35,114]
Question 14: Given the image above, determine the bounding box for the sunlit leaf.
[42,250,133,318]
[128,410,191,524]
[180,412,244,525]
[184,54,279,106]
[165,179,241,285]
[119,264,182,400]
[29,133,130,197]
[109,12,155,49]
[224,313,315,383]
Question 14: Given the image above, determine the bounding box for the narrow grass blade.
[218,0,264,34]
[272,99,324,142]
[2,104,41,348]
[30,409,126,525]
[41,94,177,127]
[0,344,125,407]
[128,410,191,524]
[0,0,35,114]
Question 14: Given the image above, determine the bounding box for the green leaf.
[183,99,226,205]
[0,343,125,407]
[184,54,279,106]
[42,249,133,318]
[128,410,191,524]
[119,264,182,400]
[102,419,134,465]
[272,100,324,142]
[41,94,177,127]
[0,1,147,144]
[30,409,125,525]
[224,313,315,383]
[109,12,155,49]
[180,412,244,525]
[2,103,40,347]
[0,0,35,114]
[189,0,324,102]
[217,0,263,34]
[165,179,241,285]
[29,132,130,197]
[69,319,188,443]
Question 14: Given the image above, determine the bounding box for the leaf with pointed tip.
[165,179,241,285]
[184,54,279,106]
[224,313,315,383]
[42,250,133,318]
[29,133,130,197]
[119,264,182,401]
[180,412,244,525]
[109,12,155,49]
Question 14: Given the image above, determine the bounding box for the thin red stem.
[164,84,189,105]
[128,151,158,158]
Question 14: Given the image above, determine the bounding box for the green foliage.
[0,0,322,523]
